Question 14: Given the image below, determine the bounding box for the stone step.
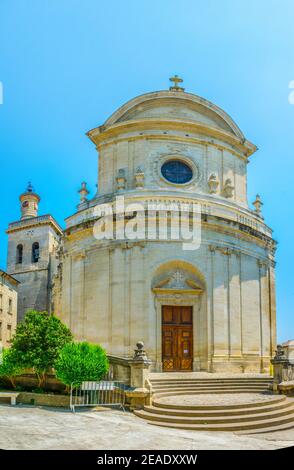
[152,382,269,390]
[135,403,294,425]
[151,378,272,383]
[150,377,273,384]
[147,399,291,417]
[154,384,269,387]
[151,384,272,388]
[151,379,272,384]
[152,381,271,386]
[134,409,294,432]
[153,387,269,395]
[236,422,294,435]
[152,395,286,410]
[139,376,291,433]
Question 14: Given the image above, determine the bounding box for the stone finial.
[133,341,148,361]
[78,182,89,203]
[116,168,126,191]
[253,194,264,218]
[222,178,234,198]
[275,344,286,360]
[134,167,145,188]
[208,173,219,194]
[169,75,185,92]
[93,183,99,197]
[27,181,34,193]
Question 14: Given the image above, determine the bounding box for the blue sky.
[0,0,293,342]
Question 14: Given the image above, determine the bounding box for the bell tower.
[6,184,62,321]
[20,182,40,220]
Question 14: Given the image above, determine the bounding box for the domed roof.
[104,90,244,139]
[87,80,256,156]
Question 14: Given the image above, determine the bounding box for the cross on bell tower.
[169,74,185,92]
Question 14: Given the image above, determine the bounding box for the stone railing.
[108,341,152,409]
[7,214,63,234]
[271,340,294,396]
[65,193,272,240]
[106,355,132,384]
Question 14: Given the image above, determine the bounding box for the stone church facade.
[6,78,277,373]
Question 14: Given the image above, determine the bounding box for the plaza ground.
[0,404,294,450]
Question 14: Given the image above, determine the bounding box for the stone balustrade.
[108,341,152,409]
[271,340,294,396]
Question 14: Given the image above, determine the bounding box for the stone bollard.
[125,341,152,410]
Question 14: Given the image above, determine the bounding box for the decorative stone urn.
[253,194,264,219]
[116,169,126,191]
[134,167,145,188]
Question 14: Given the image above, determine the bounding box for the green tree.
[11,310,72,387]
[55,342,109,389]
[0,348,24,389]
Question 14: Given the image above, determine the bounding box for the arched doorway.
[162,304,193,371]
[152,261,206,372]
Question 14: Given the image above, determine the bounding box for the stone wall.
[53,219,275,373]
[2,372,66,392]
[0,272,18,348]
[97,137,248,208]
[17,392,69,407]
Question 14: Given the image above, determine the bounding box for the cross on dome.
[169,74,185,92]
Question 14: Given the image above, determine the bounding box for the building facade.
[0,269,18,348]
[7,79,277,372]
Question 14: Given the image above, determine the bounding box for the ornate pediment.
[152,270,203,295]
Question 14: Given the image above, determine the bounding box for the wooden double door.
[162,306,193,372]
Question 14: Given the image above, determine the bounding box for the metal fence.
[70,379,127,412]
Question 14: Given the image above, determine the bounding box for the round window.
[161,160,193,184]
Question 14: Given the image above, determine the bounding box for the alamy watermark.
[92,196,202,251]
[289,80,294,104]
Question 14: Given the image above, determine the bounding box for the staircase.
[134,376,294,433]
[150,376,273,395]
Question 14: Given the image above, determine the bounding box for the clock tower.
[6,183,62,321]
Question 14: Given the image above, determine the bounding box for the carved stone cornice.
[209,244,241,257]
[7,214,63,236]
[112,241,147,250]
[72,252,86,261]
[154,293,201,304]
[257,259,270,269]
[152,287,202,296]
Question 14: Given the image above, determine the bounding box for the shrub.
[55,342,109,389]
[0,348,24,389]
[10,310,73,387]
